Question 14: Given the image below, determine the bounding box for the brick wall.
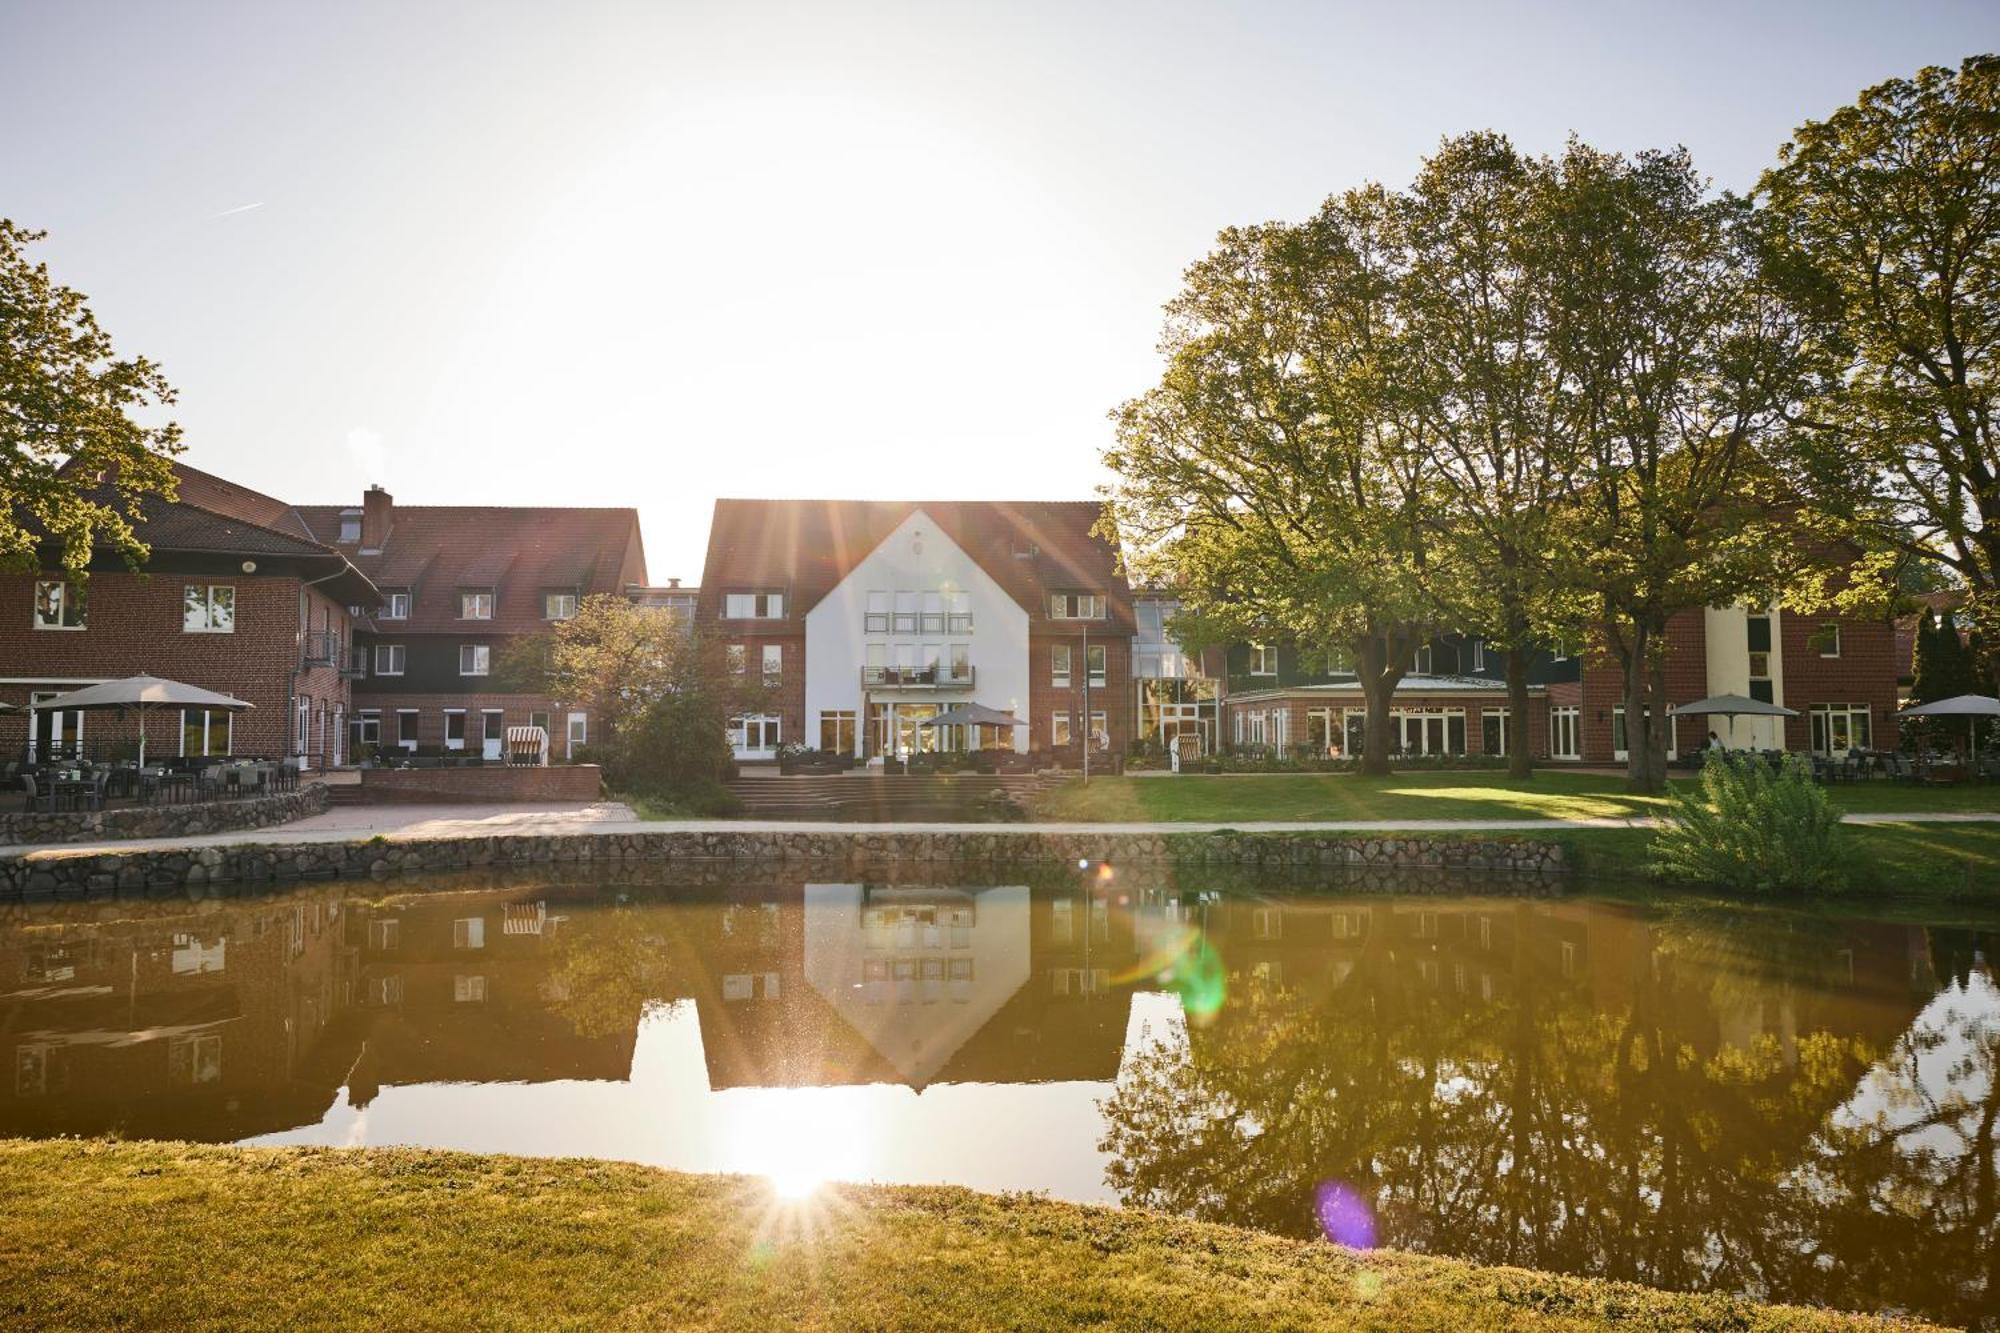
[723,634,805,747]
[354,764,605,804]
[350,690,591,756]
[1029,633,1131,752]
[0,570,341,761]
[1778,611,1903,752]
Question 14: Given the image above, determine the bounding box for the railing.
[301,631,342,667]
[862,664,975,689]
[862,612,975,634]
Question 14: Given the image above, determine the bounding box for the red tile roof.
[294,502,645,634]
[698,499,1131,629]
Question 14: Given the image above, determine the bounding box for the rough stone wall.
[0,785,328,848]
[0,825,1564,900]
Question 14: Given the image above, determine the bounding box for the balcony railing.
[862,664,975,689]
[302,631,342,667]
[862,612,975,634]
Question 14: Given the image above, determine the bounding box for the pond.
[3,866,1995,1329]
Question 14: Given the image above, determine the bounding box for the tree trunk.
[1646,646,1671,790]
[1505,643,1534,781]
[1617,616,1668,796]
[1355,632,1408,778]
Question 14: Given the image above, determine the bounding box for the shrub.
[1649,752,1850,894]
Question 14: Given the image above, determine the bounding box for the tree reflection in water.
[1097,900,1999,1329]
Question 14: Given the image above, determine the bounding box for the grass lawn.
[0,1141,1930,1331]
[1032,770,2000,824]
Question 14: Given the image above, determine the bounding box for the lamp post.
[1081,620,1091,786]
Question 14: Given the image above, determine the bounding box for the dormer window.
[723,591,784,619]
[379,590,410,620]
[1050,592,1106,620]
[337,510,362,544]
[543,591,579,621]
[459,589,494,620]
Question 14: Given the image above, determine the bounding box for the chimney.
[360,485,393,551]
[668,577,681,588]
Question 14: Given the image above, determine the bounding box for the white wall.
[803,508,1031,754]
[1701,602,1787,750]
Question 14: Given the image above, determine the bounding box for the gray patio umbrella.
[917,703,1026,729]
[1898,693,2000,753]
[1671,693,1801,719]
[35,674,254,767]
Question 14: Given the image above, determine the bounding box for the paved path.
[3,801,1997,858]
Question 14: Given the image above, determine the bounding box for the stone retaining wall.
[0,785,329,849]
[0,826,1563,900]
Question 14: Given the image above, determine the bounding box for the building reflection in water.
[0,874,1994,1328]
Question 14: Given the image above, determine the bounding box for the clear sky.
[4,1,1997,582]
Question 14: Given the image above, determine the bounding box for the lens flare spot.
[1315,1180,1377,1249]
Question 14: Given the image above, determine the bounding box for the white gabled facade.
[804,508,1031,759]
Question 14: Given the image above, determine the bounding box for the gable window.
[374,644,406,676]
[33,580,85,630]
[379,591,410,619]
[1052,644,1072,687]
[459,590,494,620]
[762,644,783,677]
[459,643,490,676]
[724,591,784,619]
[184,585,236,633]
[543,591,578,621]
[1249,644,1277,676]
[1050,593,1106,620]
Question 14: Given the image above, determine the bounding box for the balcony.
[302,631,342,668]
[862,613,975,634]
[862,664,975,690]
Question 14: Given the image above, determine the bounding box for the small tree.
[0,220,183,575]
[1650,752,1850,894]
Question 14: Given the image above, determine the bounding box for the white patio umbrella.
[1897,693,2000,755]
[1671,693,1799,751]
[34,674,254,767]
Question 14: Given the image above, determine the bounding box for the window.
[338,511,361,543]
[453,917,486,949]
[1051,644,1072,687]
[948,643,970,682]
[529,710,550,734]
[1611,706,1664,761]
[1411,642,1433,675]
[1481,707,1509,756]
[947,590,972,633]
[922,591,944,633]
[1815,623,1841,658]
[459,590,494,619]
[396,709,420,751]
[1550,706,1580,760]
[354,710,381,745]
[181,708,231,757]
[167,1034,222,1085]
[1087,643,1107,687]
[296,698,310,754]
[820,710,857,754]
[727,643,747,674]
[1052,711,1073,746]
[379,591,410,619]
[762,644,783,677]
[724,591,784,619]
[566,712,588,757]
[544,591,578,620]
[183,584,235,633]
[1249,644,1276,676]
[865,590,890,633]
[444,709,467,750]
[1089,709,1108,750]
[732,714,781,753]
[1050,592,1106,620]
[894,590,918,633]
[459,643,490,676]
[454,975,488,1003]
[370,918,400,950]
[374,644,406,676]
[33,579,84,630]
[1810,704,1872,756]
[1470,640,1486,672]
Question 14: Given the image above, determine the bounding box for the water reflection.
[1,873,1994,1328]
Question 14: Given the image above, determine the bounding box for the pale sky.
[5,0,1997,581]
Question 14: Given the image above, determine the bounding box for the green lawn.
[1033,770,2000,824]
[0,1141,1930,1331]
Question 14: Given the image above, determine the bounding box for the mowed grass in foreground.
[0,1141,1932,1332]
[1033,770,2000,824]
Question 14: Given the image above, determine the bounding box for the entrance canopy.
[36,674,253,766]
